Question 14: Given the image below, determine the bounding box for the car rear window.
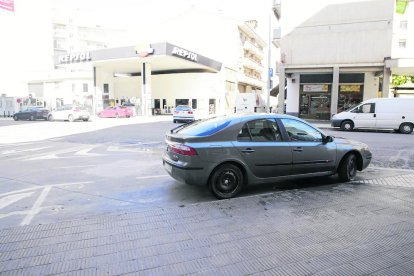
[177,117,231,136]
[175,106,192,111]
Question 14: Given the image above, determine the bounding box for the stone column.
[277,67,285,114]
[141,62,152,116]
[382,67,391,98]
[330,66,339,117]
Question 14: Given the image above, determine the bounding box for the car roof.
[222,113,305,122]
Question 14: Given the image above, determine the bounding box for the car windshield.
[177,116,231,136]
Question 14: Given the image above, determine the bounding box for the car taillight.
[174,111,179,114]
[171,144,197,156]
[188,111,193,114]
[74,108,80,112]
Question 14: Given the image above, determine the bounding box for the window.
[400,20,408,30]
[192,99,197,109]
[177,117,231,136]
[103,83,109,93]
[353,103,375,114]
[237,119,281,142]
[399,39,407,48]
[176,99,189,106]
[281,119,323,142]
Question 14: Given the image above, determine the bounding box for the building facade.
[275,0,414,119]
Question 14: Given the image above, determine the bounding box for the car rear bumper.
[173,116,195,122]
[162,155,208,186]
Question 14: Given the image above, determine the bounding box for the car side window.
[281,118,323,142]
[354,103,375,113]
[237,119,281,142]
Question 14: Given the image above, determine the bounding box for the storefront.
[298,73,365,120]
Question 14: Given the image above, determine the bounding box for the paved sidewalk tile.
[1,175,414,275]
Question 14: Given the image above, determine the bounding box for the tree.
[392,75,414,87]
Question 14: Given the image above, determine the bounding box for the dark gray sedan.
[163,114,372,199]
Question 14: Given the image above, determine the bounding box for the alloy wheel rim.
[403,125,411,132]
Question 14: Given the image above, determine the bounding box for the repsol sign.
[58,52,92,64]
[171,47,198,62]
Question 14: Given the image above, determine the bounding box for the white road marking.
[74,146,103,156]
[136,175,170,179]
[23,146,94,161]
[0,192,34,210]
[58,165,97,169]
[21,186,52,226]
[1,146,51,155]
[0,186,43,198]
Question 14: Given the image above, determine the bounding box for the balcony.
[242,57,264,73]
[272,27,281,48]
[238,73,266,89]
[273,0,281,20]
[243,40,264,58]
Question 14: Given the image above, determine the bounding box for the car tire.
[209,163,244,199]
[399,123,413,134]
[115,113,119,118]
[338,153,358,182]
[13,115,18,121]
[68,115,74,122]
[29,115,35,121]
[340,120,354,131]
[48,115,54,121]
[83,118,89,122]
[173,119,176,123]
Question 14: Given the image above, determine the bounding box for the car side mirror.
[322,135,334,143]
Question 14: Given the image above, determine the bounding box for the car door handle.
[241,148,255,153]
[373,114,376,118]
[293,147,303,152]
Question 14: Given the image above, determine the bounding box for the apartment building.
[274,0,414,120]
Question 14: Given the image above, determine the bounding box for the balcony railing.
[243,40,264,58]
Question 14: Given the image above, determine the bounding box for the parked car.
[173,105,195,123]
[13,107,49,121]
[331,98,414,134]
[163,114,372,199]
[48,105,90,122]
[98,106,133,118]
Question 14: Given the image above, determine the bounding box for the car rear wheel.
[209,164,244,199]
[29,115,35,121]
[399,123,413,134]
[13,115,18,121]
[340,120,354,131]
[338,153,357,182]
[68,115,74,122]
[48,115,54,121]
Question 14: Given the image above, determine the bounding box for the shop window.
[154,99,160,109]
[192,99,197,109]
[83,83,88,92]
[103,83,109,93]
[175,99,189,106]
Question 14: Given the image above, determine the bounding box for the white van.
[331,98,414,134]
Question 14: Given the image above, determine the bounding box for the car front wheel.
[340,120,354,131]
[13,115,18,121]
[209,164,244,199]
[68,115,74,122]
[48,115,54,121]
[338,153,357,182]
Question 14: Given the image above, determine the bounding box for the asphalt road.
[0,120,413,229]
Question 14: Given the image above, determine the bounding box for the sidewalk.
[1,173,414,275]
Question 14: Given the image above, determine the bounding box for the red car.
[98,106,133,118]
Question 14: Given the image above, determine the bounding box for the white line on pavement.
[0,192,34,210]
[1,146,51,155]
[21,186,52,226]
[136,175,170,179]
[58,165,97,169]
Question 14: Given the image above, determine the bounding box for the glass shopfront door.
[299,84,331,120]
